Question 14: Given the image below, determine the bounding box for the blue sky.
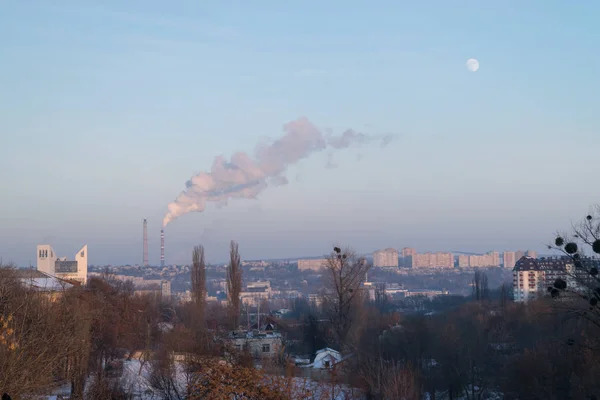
[1,1,599,266]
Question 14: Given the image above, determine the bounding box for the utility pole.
[257,301,260,331]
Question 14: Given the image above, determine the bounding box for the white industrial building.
[36,244,88,284]
[372,248,399,268]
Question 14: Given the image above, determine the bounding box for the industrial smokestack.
[162,117,394,227]
[160,229,165,267]
[143,219,148,267]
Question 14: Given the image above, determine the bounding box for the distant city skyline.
[1,1,600,266]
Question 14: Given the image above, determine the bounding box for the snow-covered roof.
[22,275,74,291]
[316,347,339,355]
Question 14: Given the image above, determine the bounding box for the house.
[226,330,283,359]
[311,348,342,369]
[273,308,292,319]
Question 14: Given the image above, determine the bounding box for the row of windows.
[235,344,271,352]
[38,249,53,258]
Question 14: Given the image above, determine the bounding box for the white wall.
[75,245,88,284]
[36,244,88,284]
[36,245,57,275]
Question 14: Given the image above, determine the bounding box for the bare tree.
[549,209,600,337]
[227,240,242,331]
[360,359,420,400]
[374,282,388,313]
[191,245,207,333]
[472,269,489,301]
[324,246,371,351]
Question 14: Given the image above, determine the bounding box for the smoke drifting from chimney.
[162,117,393,227]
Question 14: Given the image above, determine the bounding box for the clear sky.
[1,1,599,266]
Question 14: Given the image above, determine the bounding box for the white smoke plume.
[162,117,392,227]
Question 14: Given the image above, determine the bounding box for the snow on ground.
[119,359,365,399]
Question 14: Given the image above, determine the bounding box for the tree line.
[1,209,600,399]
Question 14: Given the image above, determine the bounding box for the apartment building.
[467,252,501,267]
[513,256,598,302]
[240,281,272,306]
[503,251,516,269]
[408,252,454,268]
[373,248,399,268]
[298,259,327,271]
[401,247,417,258]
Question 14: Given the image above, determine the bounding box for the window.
[262,344,270,353]
[80,251,85,257]
[324,361,331,368]
[236,344,242,351]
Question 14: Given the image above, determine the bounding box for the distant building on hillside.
[240,281,271,306]
[298,259,327,271]
[401,248,416,258]
[503,251,516,269]
[407,252,454,269]
[526,250,537,259]
[161,280,171,298]
[36,244,88,284]
[372,248,399,268]
[459,252,501,268]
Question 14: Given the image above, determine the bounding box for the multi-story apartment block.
[240,281,272,306]
[515,250,525,261]
[161,280,171,298]
[298,259,327,271]
[467,252,501,267]
[373,248,399,268]
[490,252,500,267]
[401,247,417,258]
[408,252,454,268]
[458,255,470,268]
[513,256,599,302]
[526,250,537,259]
[503,251,516,269]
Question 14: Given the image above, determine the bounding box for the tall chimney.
[143,219,148,266]
[160,229,165,267]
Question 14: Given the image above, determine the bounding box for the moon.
[466,58,479,72]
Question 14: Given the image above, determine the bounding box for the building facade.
[408,252,454,268]
[401,247,416,258]
[372,248,399,268]
[503,251,516,269]
[240,281,272,306]
[298,259,327,271]
[513,256,598,302]
[227,331,283,359]
[526,250,537,259]
[161,280,171,298]
[37,244,88,284]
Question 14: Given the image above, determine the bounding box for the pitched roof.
[17,269,76,291]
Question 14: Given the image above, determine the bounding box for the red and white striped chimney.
[143,219,148,266]
[160,229,165,267]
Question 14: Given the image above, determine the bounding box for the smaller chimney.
[143,219,148,267]
[160,229,165,267]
